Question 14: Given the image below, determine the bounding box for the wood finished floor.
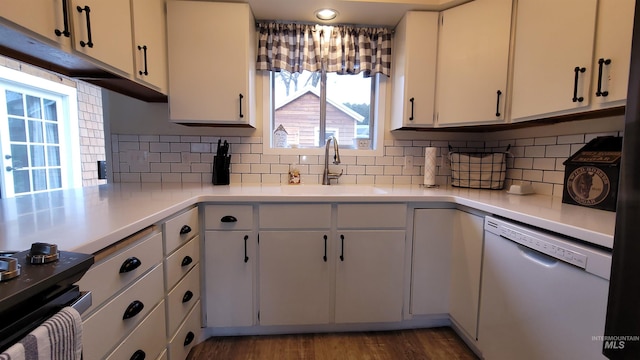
[186,327,478,360]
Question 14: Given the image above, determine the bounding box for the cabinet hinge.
[257,311,260,322]
[440,14,444,26]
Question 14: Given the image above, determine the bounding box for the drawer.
[168,300,201,360]
[337,203,407,229]
[166,263,201,337]
[204,204,254,230]
[77,232,163,315]
[259,204,331,229]
[83,264,164,360]
[165,207,200,255]
[105,300,167,360]
[165,235,200,291]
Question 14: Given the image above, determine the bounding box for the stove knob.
[27,242,60,264]
[0,256,21,281]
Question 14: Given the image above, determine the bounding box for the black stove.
[0,243,94,352]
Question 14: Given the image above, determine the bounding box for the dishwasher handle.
[517,244,559,268]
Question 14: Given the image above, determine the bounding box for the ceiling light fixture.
[315,8,338,21]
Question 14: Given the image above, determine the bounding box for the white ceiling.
[218,0,472,27]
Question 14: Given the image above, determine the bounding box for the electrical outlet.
[404,155,414,171]
[357,139,370,149]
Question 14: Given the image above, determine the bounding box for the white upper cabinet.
[589,0,635,109]
[166,1,256,126]
[435,0,513,126]
[390,11,439,129]
[510,0,598,122]
[131,0,168,94]
[69,0,134,76]
[1,0,72,48]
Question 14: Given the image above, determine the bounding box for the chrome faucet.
[322,136,343,185]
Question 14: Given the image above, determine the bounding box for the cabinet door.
[335,230,405,323]
[590,0,635,108]
[205,231,254,327]
[510,0,597,122]
[167,1,255,126]
[390,11,439,129]
[449,211,483,341]
[436,0,512,126]
[1,0,71,46]
[259,231,331,326]
[411,209,453,315]
[70,0,134,76]
[131,0,168,93]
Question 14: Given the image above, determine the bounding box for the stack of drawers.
[163,206,202,360]
[78,227,167,360]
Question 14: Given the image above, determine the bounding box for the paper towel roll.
[424,147,437,186]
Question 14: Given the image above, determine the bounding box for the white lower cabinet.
[105,301,167,360]
[83,264,164,359]
[449,210,484,340]
[411,208,484,341]
[259,230,332,326]
[204,231,255,327]
[168,300,202,360]
[411,209,454,315]
[335,230,405,323]
[204,204,256,328]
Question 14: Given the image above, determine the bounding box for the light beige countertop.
[0,183,616,254]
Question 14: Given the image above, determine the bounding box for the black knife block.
[212,155,231,185]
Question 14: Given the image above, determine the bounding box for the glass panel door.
[0,88,64,197]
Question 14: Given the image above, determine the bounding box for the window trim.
[261,72,386,157]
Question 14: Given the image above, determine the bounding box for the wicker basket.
[449,146,509,190]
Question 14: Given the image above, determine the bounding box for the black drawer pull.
[76,5,94,48]
[244,235,249,263]
[138,45,148,76]
[572,66,586,103]
[221,215,238,223]
[54,0,71,37]
[323,235,328,262]
[409,97,415,121]
[596,58,612,97]
[180,225,192,235]
[182,290,194,303]
[130,350,146,360]
[119,257,141,274]
[340,234,345,261]
[181,255,193,267]
[184,331,195,347]
[123,300,144,320]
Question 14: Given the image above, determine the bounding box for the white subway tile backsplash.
[112,125,620,198]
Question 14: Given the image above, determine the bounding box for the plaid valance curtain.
[256,22,392,77]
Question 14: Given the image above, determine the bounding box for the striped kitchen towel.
[0,307,82,360]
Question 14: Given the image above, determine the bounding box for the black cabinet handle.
[323,235,327,262]
[180,225,192,235]
[184,331,195,347]
[119,257,141,274]
[339,234,345,262]
[182,290,193,303]
[409,97,415,121]
[138,45,148,76]
[54,0,71,37]
[130,350,146,360]
[76,5,94,48]
[495,90,502,117]
[596,58,611,97]
[243,235,249,263]
[572,66,586,102]
[239,94,244,118]
[221,215,237,223]
[123,300,144,320]
[181,255,193,267]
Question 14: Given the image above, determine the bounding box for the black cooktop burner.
[0,249,94,314]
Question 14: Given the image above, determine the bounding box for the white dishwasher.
[478,216,611,360]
